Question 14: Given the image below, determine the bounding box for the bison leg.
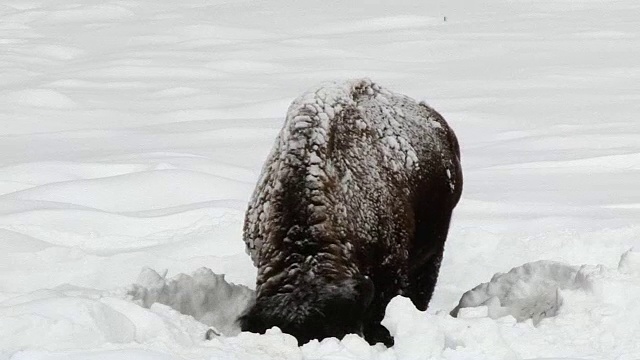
[362,286,394,346]
[363,321,393,346]
[361,265,398,346]
[408,210,453,311]
[408,245,444,311]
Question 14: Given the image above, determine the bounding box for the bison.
[239,79,462,346]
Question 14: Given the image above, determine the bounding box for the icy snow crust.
[2,0,640,359]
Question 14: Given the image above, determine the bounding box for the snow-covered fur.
[239,79,462,346]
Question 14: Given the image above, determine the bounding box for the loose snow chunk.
[301,335,390,360]
[208,328,302,360]
[382,296,445,359]
[380,296,518,360]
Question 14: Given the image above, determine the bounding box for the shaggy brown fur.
[239,79,462,346]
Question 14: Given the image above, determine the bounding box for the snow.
[451,261,578,324]
[1,0,639,359]
[126,267,254,336]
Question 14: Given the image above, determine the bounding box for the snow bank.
[451,250,640,333]
[451,260,580,324]
[0,267,254,355]
[125,267,254,336]
[3,253,640,359]
[123,252,640,359]
[444,251,640,359]
[0,287,209,354]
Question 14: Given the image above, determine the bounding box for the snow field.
[1,0,639,359]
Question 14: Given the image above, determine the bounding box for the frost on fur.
[241,79,462,346]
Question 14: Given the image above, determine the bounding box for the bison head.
[239,275,374,345]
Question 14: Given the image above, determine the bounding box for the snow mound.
[452,251,640,330]
[451,260,581,324]
[125,267,255,336]
[377,252,640,359]
[206,328,301,360]
[381,296,518,360]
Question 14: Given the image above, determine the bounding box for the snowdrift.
[126,267,254,336]
[2,0,640,358]
[4,252,640,359]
